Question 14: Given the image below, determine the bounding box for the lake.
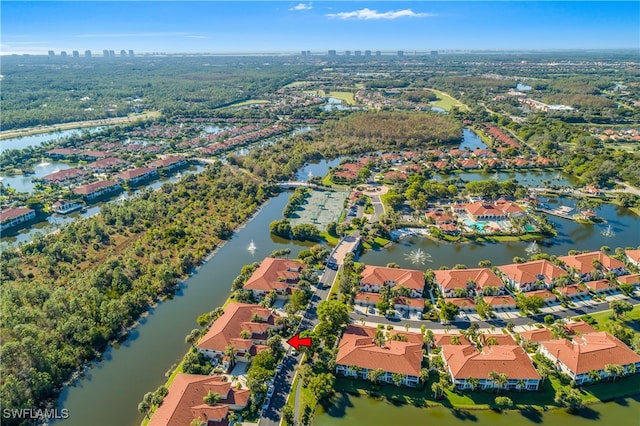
[0,126,105,153]
[313,391,640,426]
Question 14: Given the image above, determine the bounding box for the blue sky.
[2,1,638,55]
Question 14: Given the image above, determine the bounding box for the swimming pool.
[462,219,489,232]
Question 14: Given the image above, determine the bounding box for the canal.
[313,392,640,426]
[0,126,105,153]
[55,162,333,426]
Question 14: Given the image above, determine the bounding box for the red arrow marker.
[287,333,312,350]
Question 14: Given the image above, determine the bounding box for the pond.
[1,160,74,193]
[313,391,640,426]
[458,128,488,151]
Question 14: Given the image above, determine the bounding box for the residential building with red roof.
[583,279,615,293]
[557,284,588,298]
[197,303,280,370]
[354,291,381,308]
[558,251,627,280]
[79,150,109,160]
[393,297,426,314]
[148,374,249,426]
[434,268,505,298]
[441,344,541,391]
[432,334,472,347]
[359,265,424,298]
[73,180,121,200]
[448,297,476,311]
[483,295,516,309]
[149,155,188,170]
[335,325,424,387]
[115,167,158,185]
[539,332,640,384]
[617,274,640,286]
[424,210,454,225]
[497,260,568,292]
[85,157,125,172]
[480,334,516,346]
[42,167,87,183]
[51,199,83,214]
[459,159,479,169]
[243,257,304,299]
[46,148,79,158]
[519,328,553,344]
[0,207,36,232]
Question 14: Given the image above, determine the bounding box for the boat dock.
[536,205,577,221]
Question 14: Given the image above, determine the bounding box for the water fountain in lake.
[308,171,313,181]
[36,161,51,167]
[491,171,500,181]
[601,224,615,238]
[404,248,431,265]
[248,240,257,256]
[525,241,541,256]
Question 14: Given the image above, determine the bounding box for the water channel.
[55,162,333,426]
[313,391,640,426]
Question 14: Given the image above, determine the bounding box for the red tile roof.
[360,265,424,292]
[243,257,304,293]
[442,344,541,380]
[148,374,249,426]
[617,274,640,285]
[433,333,471,347]
[519,328,552,343]
[498,260,567,285]
[557,284,587,297]
[480,334,516,346]
[625,250,640,264]
[558,252,625,274]
[73,180,119,195]
[197,303,277,354]
[483,295,516,306]
[336,325,423,377]
[527,289,557,300]
[540,332,640,375]
[116,167,156,180]
[149,155,185,169]
[0,207,34,223]
[42,167,87,182]
[354,292,381,304]
[434,268,503,292]
[86,157,124,169]
[583,279,614,291]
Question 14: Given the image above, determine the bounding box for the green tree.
[308,372,335,402]
[368,368,385,384]
[494,396,513,410]
[610,300,633,319]
[203,390,222,405]
[554,387,584,413]
[391,373,405,387]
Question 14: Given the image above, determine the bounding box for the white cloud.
[326,8,433,20]
[290,3,312,11]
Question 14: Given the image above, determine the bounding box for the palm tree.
[587,369,601,383]
[604,364,624,382]
[368,368,385,384]
[485,337,499,347]
[392,373,405,387]
[516,379,526,392]
[203,390,222,405]
[467,377,480,391]
[224,345,237,368]
[627,364,636,376]
[431,381,444,399]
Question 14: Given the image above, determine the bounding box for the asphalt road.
[258,241,347,426]
[349,294,640,331]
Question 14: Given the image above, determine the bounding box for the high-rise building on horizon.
[375,51,381,56]
[72,50,80,58]
[364,50,371,56]
[328,50,337,57]
[120,50,127,57]
[431,50,438,56]
[354,50,361,56]
[345,50,351,56]
[397,50,404,57]
[109,50,115,57]
[60,51,68,58]
[85,50,92,58]
[129,50,134,57]
[103,49,109,57]
[48,50,55,57]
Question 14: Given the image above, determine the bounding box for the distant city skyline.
[2,1,638,55]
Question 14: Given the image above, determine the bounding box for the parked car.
[262,398,271,411]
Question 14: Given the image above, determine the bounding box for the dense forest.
[1,56,308,130]
[0,164,273,421]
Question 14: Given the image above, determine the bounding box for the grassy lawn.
[428,88,470,111]
[219,99,270,109]
[284,81,313,87]
[332,372,640,414]
[305,90,356,105]
[321,173,335,187]
[362,236,391,250]
[581,304,640,329]
[319,231,339,246]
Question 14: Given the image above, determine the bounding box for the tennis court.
[289,189,349,230]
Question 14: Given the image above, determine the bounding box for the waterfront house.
[51,199,83,214]
[148,374,249,426]
[433,268,505,298]
[497,260,568,292]
[424,210,455,225]
[539,332,640,385]
[243,257,304,299]
[46,148,79,159]
[359,265,424,298]
[197,303,280,369]
[78,150,109,160]
[148,155,188,171]
[115,167,158,185]
[558,251,627,280]
[42,167,87,184]
[335,325,423,387]
[441,344,541,391]
[0,207,36,232]
[73,180,121,200]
